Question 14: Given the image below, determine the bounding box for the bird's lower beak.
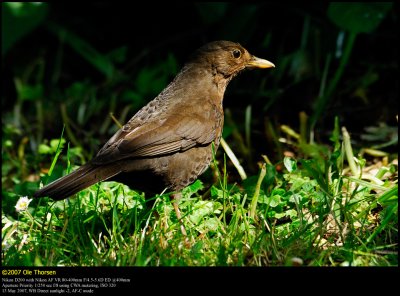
[247,56,275,69]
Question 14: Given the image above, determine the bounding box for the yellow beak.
[247,56,275,69]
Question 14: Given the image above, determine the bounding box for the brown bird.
[33,40,274,232]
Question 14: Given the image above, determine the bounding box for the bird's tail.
[33,162,121,200]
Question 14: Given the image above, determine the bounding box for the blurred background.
[2,2,398,195]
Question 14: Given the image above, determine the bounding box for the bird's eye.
[232,49,241,59]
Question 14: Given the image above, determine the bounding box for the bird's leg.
[171,192,188,237]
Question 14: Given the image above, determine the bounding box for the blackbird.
[34,40,274,228]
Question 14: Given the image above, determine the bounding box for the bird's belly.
[159,144,215,191]
[112,143,217,194]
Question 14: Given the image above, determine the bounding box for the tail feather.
[33,163,121,200]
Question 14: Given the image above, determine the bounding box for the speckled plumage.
[34,40,274,201]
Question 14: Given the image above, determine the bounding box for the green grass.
[2,120,397,266]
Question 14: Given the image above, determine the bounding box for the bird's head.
[190,40,275,79]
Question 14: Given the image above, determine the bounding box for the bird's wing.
[93,111,218,164]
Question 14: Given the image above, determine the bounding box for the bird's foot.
[172,193,192,248]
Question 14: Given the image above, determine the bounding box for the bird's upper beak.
[247,56,275,69]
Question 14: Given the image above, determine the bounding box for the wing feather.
[93,112,218,164]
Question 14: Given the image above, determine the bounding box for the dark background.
[2,2,398,180]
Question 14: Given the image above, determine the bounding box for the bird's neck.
[177,63,230,99]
